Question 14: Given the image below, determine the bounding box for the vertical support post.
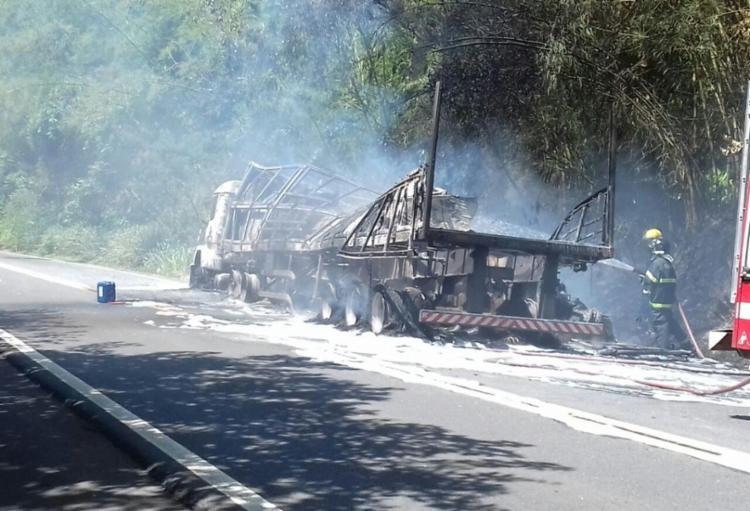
[731,81,750,304]
[605,106,617,247]
[312,253,323,300]
[466,246,489,313]
[539,255,559,319]
[420,81,443,239]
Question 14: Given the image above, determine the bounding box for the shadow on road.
[0,308,89,344]
[0,357,180,511]
[41,345,572,510]
[0,304,572,509]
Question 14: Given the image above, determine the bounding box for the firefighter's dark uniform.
[642,252,686,349]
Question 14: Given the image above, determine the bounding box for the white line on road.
[0,256,183,292]
[316,349,750,475]
[5,255,750,477]
[0,260,94,291]
[0,329,281,511]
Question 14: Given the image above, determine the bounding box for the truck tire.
[399,286,434,339]
[189,265,209,289]
[228,270,245,300]
[370,290,389,335]
[214,273,232,291]
[188,250,204,288]
[318,282,337,322]
[188,265,200,288]
[244,273,261,302]
[344,286,365,328]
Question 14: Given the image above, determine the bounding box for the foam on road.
[124,300,750,476]
[134,299,750,407]
[3,252,750,480]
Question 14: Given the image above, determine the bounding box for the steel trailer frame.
[191,83,618,344]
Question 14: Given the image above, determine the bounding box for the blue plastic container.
[97,281,116,303]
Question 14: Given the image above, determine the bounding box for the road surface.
[0,338,184,511]
[1,251,749,510]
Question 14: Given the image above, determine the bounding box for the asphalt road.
[0,341,184,511]
[1,251,749,510]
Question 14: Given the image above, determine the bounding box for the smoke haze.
[0,1,739,345]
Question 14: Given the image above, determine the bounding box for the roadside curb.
[0,334,278,511]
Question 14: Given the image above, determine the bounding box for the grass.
[0,219,193,279]
[141,242,193,278]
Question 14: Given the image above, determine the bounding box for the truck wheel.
[317,282,337,322]
[188,250,204,288]
[399,286,434,339]
[344,287,365,327]
[403,286,426,309]
[370,290,389,335]
[244,273,261,302]
[228,270,245,300]
[214,273,232,291]
[188,265,201,288]
[320,301,334,321]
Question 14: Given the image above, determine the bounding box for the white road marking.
[48,260,183,289]
[4,256,750,477]
[0,260,93,291]
[0,329,281,511]
[0,257,182,292]
[117,286,179,291]
[161,312,750,475]
[297,348,750,473]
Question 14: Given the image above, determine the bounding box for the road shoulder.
[0,352,184,511]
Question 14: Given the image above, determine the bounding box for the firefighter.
[641,228,686,349]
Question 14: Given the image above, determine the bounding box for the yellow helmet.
[642,228,663,240]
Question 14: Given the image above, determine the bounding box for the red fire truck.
[710,82,750,359]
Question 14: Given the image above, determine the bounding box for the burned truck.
[189,162,376,307]
[190,84,616,344]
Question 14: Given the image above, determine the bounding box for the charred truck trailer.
[190,83,617,345]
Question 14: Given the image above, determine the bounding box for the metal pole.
[420,81,442,239]
[539,254,560,319]
[605,105,617,247]
[731,81,750,304]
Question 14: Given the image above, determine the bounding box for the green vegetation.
[0,0,748,286]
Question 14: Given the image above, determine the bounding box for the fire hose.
[632,374,750,395]
[513,349,747,376]
[491,353,750,396]
[635,304,750,394]
[592,258,750,393]
[677,302,705,359]
[493,298,750,395]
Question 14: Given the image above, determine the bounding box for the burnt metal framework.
[417,81,615,265]
[340,171,424,257]
[548,188,611,253]
[425,185,613,265]
[225,162,376,252]
[338,169,478,256]
[335,166,614,263]
[198,82,618,342]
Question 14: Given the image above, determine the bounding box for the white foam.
[129,300,750,407]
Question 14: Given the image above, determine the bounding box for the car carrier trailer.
[190,82,617,345]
